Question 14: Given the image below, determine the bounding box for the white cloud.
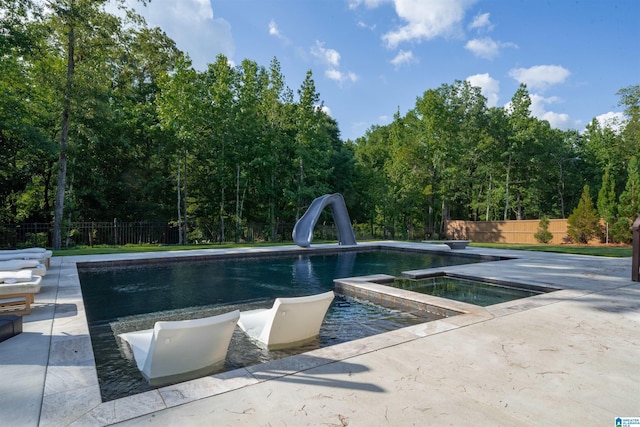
[357,20,377,30]
[465,37,517,60]
[594,111,626,132]
[171,0,213,22]
[318,104,332,116]
[390,50,416,68]
[326,69,359,84]
[116,0,234,71]
[268,20,281,37]
[326,69,343,81]
[311,41,341,67]
[466,73,499,107]
[346,71,359,83]
[509,65,571,91]
[312,41,358,85]
[529,94,576,129]
[348,0,390,9]
[541,111,572,129]
[268,19,291,44]
[469,12,493,32]
[595,111,624,125]
[382,0,477,48]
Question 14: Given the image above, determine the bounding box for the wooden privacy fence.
[445,219,573,244]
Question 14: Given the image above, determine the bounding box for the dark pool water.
[393,276,542,306]
[79,249,485,401]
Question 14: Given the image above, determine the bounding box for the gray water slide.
[292,193,357,248]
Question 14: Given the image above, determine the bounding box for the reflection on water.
[80,249,482,401]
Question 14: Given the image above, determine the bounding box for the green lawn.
[51,241,633,258]
[469,242,632,257]
[51,242,287,256]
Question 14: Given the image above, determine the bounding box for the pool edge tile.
[39,384,103,427]
[159,368,258,408]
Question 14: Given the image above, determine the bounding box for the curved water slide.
[293,193,357,248]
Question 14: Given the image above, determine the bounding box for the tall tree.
[567,185,601,244]
[598,165,617,243]
[618,156,640,219]
[198,55,238,242]
[617,85,640,159]
[258,57,295,240]
[292,70,331,218]
[598,166,617,224]
[156,55,199,243]
[47,0,131,248]
[505,84,539,220]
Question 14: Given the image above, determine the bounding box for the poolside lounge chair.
[118,310,240,386]
[238,291,334,349]
[0,259,46,276]
[0,271,42,315]
[0,248,52,268]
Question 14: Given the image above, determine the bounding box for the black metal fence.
[0,222,182,248]
[0,221,341,248]
[0,221,423,249]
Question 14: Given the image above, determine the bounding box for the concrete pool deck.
[1,241,638,426]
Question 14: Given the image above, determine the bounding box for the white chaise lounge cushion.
[0,247,51,256]
[0,270,33,283]
[0,251,50,263]
[119,310,240,385]
[0,260,47,276]
[238,291,334,348]
[0,259,40,270]
[0,274,42,295]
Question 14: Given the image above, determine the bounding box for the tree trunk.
[183,153,188,244]
[235,164,240,243]
[177,157,182,245]
[486,172,492,221]
[269,173,277,241]
[503,154,511,220]
[220,187,225,243]
[296,157,303,220]
[53,24,75,249]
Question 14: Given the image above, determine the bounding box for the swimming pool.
[78,248,496,401]
[392,275,547,306]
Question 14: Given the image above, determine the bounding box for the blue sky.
[122,0,639,141]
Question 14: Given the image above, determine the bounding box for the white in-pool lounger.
[119,310,240,386]
[0,270,42,315]
[238,291,334,349]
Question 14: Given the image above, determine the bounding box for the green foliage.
[1,1,637,247]
[617,85,640,163]
[618,156,640,219]
[567,185,601,244]
[610,217,632,244]
[534,216,553,244]
[609,156,640,243]
[597,166,617,222]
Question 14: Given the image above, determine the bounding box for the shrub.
[534,216,553,244]
[567,185,602,244]
[610,217,632,244]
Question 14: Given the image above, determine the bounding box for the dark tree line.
[1,1,638,247]
[353,81,639,242]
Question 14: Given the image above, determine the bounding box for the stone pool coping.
[0,241,637,425]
